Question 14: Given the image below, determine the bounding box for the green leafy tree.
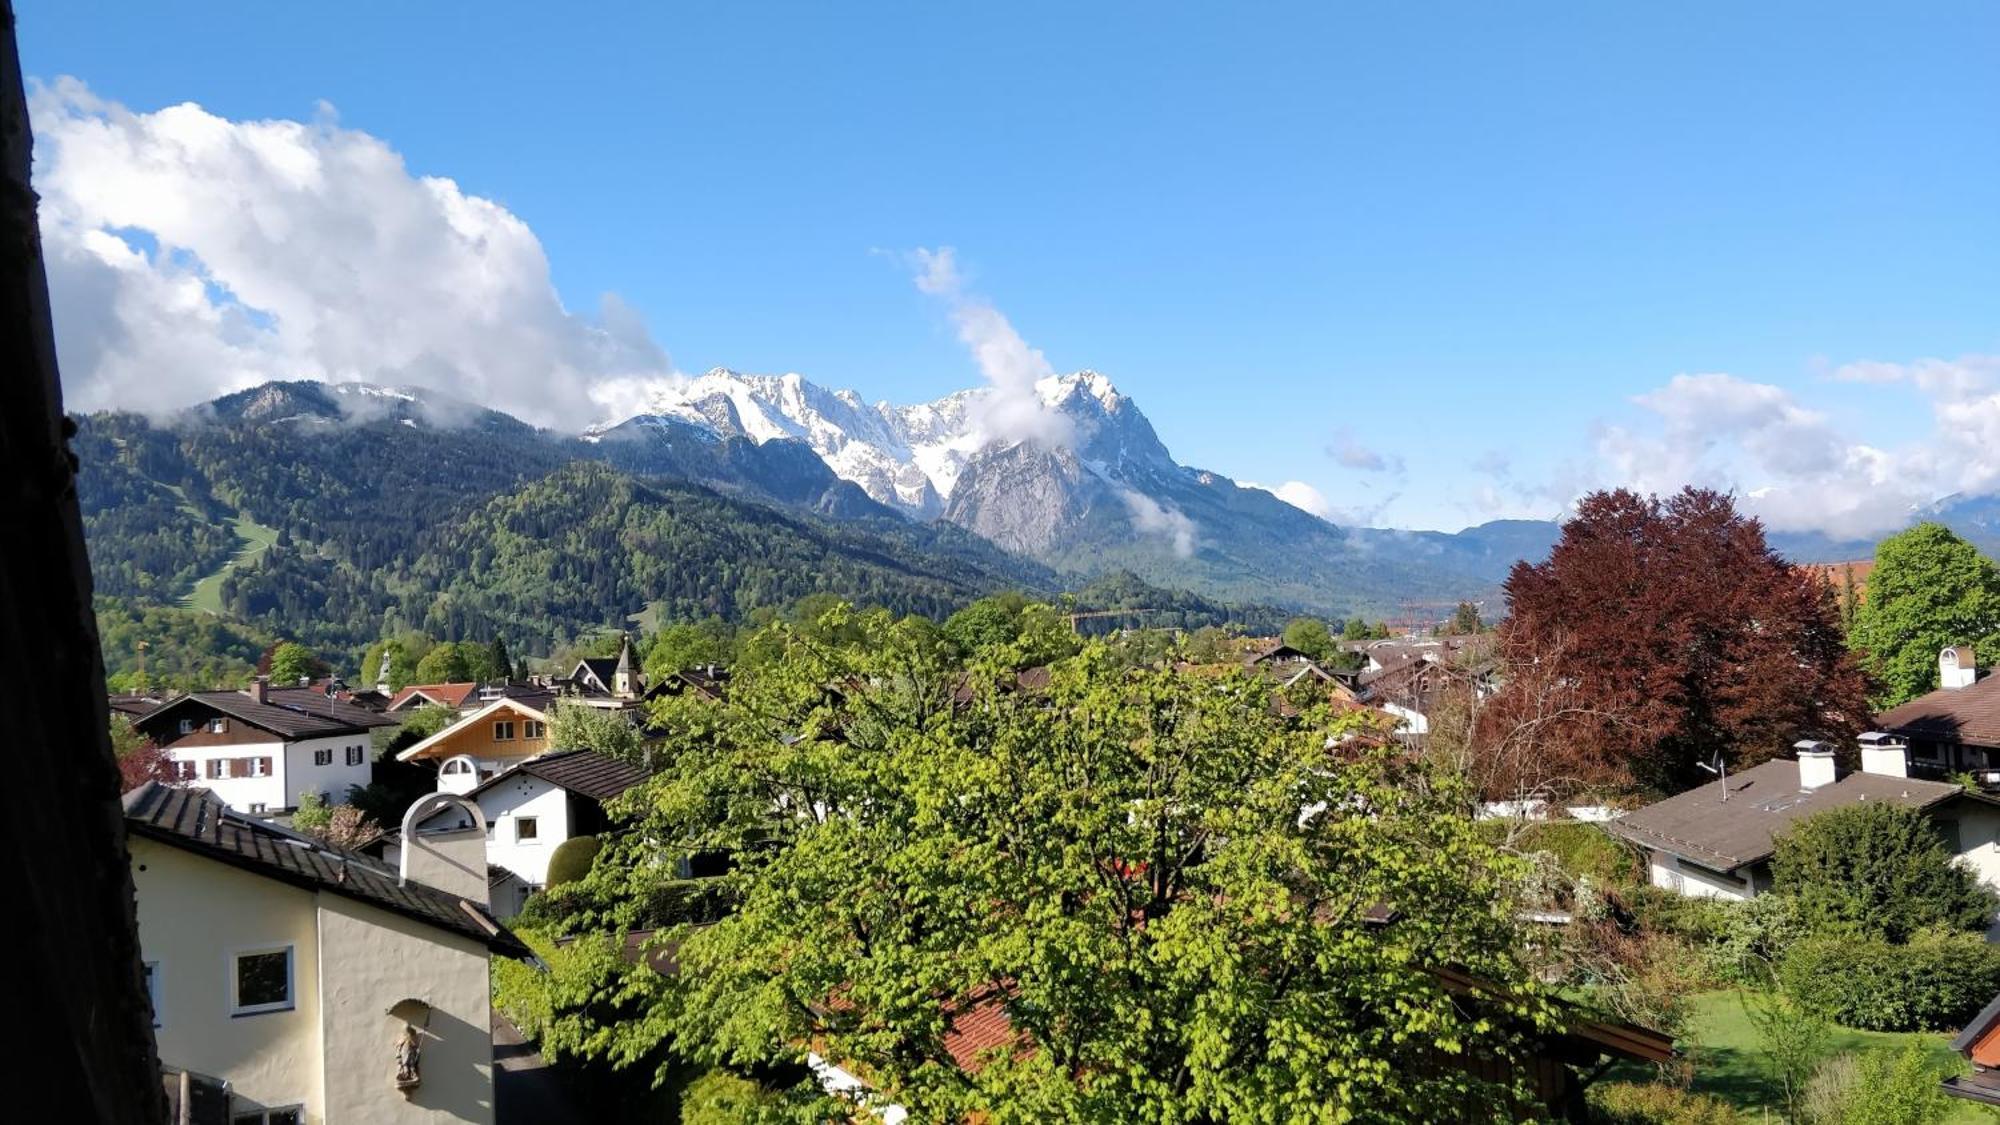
[1771,802,1998,942]
[579,606,1556,1120]
[1744,989,1831,1123]
[414,640,484,684]
[547,700,646,763]
[266,641,321,685]
[1280,616,1334,660]
[293,791,332,834]
[1818,1044,1959,1125]
[642,619,733,681]
[1850,523,2000,707]
[1340,616,1370,641]
[359,635,427,692]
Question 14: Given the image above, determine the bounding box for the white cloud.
[32,79,671,428]
[1117,487,1196,557]
[1326,430,1401,474]
[907,246,1074,448]
[1244,479,1335,520]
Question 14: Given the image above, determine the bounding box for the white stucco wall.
[132,838,327,1121]
[168,732,372,813]
[475,776,571,887]
[283,733,375,809]
[1380,702,1429,736]
[1939,796,2000,892]
[1648,852,1752,901]
[317,895,496,1124]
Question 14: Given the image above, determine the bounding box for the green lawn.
[1665,990,1998,1122]
[183,511,279,614]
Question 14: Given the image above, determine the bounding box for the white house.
[135,680,391,814]
[1608,737,2000,903]
[124,784,530,1124]
[393,749,648,917]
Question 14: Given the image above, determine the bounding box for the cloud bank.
[909,246,1074,449]
[32,79,671,429]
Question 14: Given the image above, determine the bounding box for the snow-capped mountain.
[600,367,1161,520]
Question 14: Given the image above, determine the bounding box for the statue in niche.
[394,1025,422,1090]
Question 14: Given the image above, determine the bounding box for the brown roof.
[387,682,480,711]
[464,748,648,804]
[123,783,529,956]
[136,691,374,741]
[1606,758,1969,873]
[262,687,401,729]
[1877,675,2000,748]
[108,694,164,719]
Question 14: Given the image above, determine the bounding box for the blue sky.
[18,2,1999,532]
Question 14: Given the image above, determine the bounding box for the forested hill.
[75,397,1055,663]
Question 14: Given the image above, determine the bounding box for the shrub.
[1698,894,1809,985]
[1802,1045,1962,1125]
[546,835,603,887]
[1779,930,2000,1031]
[1587,1081,1739,1125]
[1772,802,1998,941]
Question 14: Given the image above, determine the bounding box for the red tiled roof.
[387,682,480,711]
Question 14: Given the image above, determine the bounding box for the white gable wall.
[474,774,573,886]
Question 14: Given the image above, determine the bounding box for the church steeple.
[613,632,637,699]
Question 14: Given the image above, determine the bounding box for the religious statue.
[394,1025,421,1089]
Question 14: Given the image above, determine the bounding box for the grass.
[183,511,279,614]
[1655,990,1999,1122]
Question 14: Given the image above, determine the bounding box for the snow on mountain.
[594,368,1156,519]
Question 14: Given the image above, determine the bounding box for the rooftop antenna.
[1695,750,1729,799]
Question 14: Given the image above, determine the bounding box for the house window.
[178,718,197,736]
[231,946,293,1015]
[207,717,229,734]
[516,816,539,842]
[313,748,332,766]
[172,761,197,782]
[247,756,272,778]
[494,720,516,741]
[231,1106,303,1125]
[143,960,161,1027]
[442,760,468,776]
[346,745,365,766]
[206,759,227,780]
[524,720,546,740]
[248,803,268,814]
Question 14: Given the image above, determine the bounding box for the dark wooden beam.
[0,2,167,1118]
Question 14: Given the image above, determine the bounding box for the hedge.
[1779,930,2000,1031]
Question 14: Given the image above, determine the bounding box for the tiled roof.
[387,683,481,711]
[465,749,648,804]
[1877,676,2000,748]
[138,691,373,740]
[124,783,529,956]
[1606,758,1968,873]
[108,694,164,719]
[262,687,400,729]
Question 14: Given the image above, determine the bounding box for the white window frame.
[178,718,197,735]
[313,748,332,766]
[346,745,365,766]
[515,816,540,843]
[143,959,162,1028]
[524,719,546,740]
[494,720,516,742]
[229,944,295,1016]
[207,717,229,734]
[248,756,272,778]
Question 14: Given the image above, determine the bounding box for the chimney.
[1858,731,1909,778]
[248,675,268,705]
[1795,740,1838,790]
[1942,646,1977,690]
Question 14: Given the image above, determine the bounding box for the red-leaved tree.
[1490,487,1869,794]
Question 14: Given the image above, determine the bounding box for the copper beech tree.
[1488,488,1869,795]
